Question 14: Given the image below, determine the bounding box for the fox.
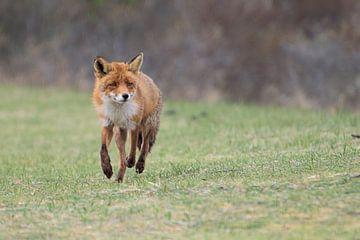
[92,53,162,182]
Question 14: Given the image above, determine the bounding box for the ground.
[0,86,359,239]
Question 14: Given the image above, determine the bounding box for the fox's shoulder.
[139,72,160,92]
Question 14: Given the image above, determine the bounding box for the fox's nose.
[122,93,129,100]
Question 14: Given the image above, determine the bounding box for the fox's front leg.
[100,125,114,179]
[115,128,128,182]
[126,127,139,168]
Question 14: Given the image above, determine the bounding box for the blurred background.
[1,0,360,110]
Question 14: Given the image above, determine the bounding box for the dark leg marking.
[126,128,138,168]
[137,131,142,151]
[126,156,135,168]
[136,133,149,174]
[135,156,145,174]
[115,128,127,183]
[100,144,113,179]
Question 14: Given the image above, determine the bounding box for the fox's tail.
[148,94,162,152]
[137,94,163,152]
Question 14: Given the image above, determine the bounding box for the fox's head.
[94,53,143,104]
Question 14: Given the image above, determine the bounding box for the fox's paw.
[101,162,113,179]
[135,161,145,174]
[116,168,126,183]
[126,156,135,168]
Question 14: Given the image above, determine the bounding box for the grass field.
[0,85,359,239]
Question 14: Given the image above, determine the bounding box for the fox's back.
[136,72,162,119]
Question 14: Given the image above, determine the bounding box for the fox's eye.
[127,82,134,88]
[108,82,117,88]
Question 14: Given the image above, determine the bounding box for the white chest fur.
[101,99,138,129]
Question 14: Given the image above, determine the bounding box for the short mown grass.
[0,85,359,239]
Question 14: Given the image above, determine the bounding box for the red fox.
[92,53,162,182]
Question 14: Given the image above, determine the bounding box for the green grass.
[0,85,359,239]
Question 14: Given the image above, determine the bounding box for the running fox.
[92,53,162,182]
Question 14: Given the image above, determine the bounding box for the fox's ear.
[94,56,110,76]
[128,52,143,74]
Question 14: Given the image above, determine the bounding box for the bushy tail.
[136,94,162,152]
[148,94,162,152]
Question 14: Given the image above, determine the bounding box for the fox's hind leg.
[126,127,139,168]
[135,129,149,174]
[137,131,142,150]
[135,102,162,174]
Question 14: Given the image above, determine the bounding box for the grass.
[0,85,359,239]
